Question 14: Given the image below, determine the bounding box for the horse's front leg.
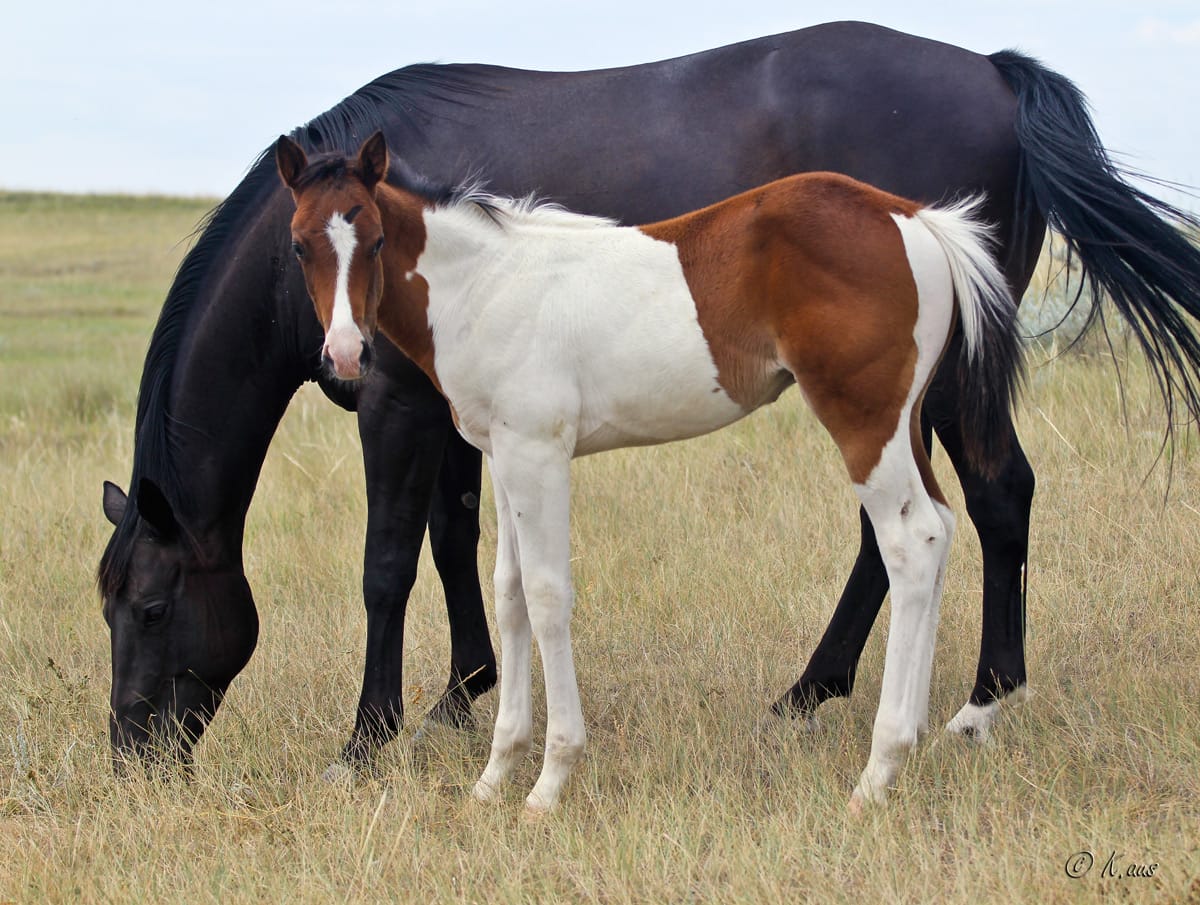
[425,429,498,730]
[338,362,449,769]
[482,433,583,814]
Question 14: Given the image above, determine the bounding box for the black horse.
[100,21,1200,770]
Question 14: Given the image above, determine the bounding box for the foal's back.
[430,173,928,459]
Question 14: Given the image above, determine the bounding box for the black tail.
[990,50,1200,444]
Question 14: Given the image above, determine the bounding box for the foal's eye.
[291,241,305,259]
[369,236,384,258]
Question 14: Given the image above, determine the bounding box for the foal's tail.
[990,50,1200,451]
[914,199,1025,478]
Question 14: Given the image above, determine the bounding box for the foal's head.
[276,132,390,380]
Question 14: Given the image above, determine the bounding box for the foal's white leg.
[484,436,584,813]
[472,471,533,802]
[915,500,956,738]
[850,439,953,808]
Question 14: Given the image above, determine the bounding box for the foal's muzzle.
[322,331,375,381]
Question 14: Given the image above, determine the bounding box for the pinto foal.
[277,132,1022,812]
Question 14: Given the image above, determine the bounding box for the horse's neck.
[148,240,313,546]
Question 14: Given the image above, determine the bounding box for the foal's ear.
[102,481,128,526]
[275,135,308,192]
[136,478,179,541]
[356,131,389,192]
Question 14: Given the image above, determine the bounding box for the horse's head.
[99,480,258,773]
[276,131,389,381]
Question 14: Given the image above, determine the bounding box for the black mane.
[99,64,496,597]
[292,145,507,227]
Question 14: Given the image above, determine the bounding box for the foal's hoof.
[426,695,478,730]
[847,790,867,817]
[849,775,889,814]
[848,787,887,815]
[471,778,500,804]
[523,792,555,818]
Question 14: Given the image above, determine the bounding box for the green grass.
[1,192,1199,903]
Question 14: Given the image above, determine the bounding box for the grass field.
[1,191,1199,903]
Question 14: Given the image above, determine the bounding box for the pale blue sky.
[3,1,1198,205]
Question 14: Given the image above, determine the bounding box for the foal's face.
[277,133,388,381]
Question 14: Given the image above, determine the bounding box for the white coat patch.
[415,204,746,458]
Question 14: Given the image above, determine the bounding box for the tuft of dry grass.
[2,193,1199,903]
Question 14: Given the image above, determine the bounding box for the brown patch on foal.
[643,173,928,485]
[369,184,445,393]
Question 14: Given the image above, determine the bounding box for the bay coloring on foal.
[277,132,1024,810]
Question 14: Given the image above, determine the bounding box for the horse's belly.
[573,367,748,453]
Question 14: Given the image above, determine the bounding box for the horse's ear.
[136,478,179,540]
[276,135,308,192]
[357,131,388,192]
[103,481,128,526]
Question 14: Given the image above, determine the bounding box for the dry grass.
[2,192,1199,903]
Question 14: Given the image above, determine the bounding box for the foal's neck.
[372,184,453,394]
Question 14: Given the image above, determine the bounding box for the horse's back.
[389,23,1020,228]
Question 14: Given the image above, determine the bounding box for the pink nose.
[323,328,370,380]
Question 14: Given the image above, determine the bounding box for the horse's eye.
[291,241,305,259]
[369,236,384,258]
[141,600,169,627]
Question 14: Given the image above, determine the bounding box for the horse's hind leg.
[849,419,954,806]
[770,506,889,722]
[923,355,1033,741]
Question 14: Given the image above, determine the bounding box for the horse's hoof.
[227,780,258,805]
[321,761,355,785]
[411,720,435,747]
[415,704,478,747]
[426,697,478,731]
[755,711,819,743]
[945,686,1030,744]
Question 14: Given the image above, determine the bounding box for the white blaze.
[323,211,366,378]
